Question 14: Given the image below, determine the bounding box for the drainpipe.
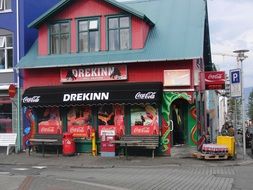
[16,0,21,152]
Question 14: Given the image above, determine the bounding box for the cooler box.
[217,136,235,157]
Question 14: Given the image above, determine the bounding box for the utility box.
[217,136,236,158]
[100,130,116,157]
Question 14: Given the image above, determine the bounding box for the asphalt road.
[1,161,253,190]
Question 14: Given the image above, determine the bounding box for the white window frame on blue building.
[0,0,11,12]
[0,34,13,70]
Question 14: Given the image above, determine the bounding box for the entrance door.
[170,99,188,146]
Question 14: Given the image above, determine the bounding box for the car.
[246,127,253,148]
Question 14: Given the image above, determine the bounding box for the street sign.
[8,84,17,98]
[230,69,241,97]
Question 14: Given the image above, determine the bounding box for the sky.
[208,0,253,88]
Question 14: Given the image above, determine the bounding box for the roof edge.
[28,0,154,29]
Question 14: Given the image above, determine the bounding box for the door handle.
[170,120,174,132]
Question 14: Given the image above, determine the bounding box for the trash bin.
[62,132,76,156]
[217,136,235,158]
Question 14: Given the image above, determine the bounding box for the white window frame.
[0,35,13,70]
[0,0,12,12]
[0,36,5,47]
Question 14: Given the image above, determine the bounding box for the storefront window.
[0,97,12,133]
[98,105,124,137]
[67,106,92,139]
[37,107,62,134]
[130,105,158,135]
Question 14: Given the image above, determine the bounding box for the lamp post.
[233,49,249,159]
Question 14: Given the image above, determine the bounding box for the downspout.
[16,0,21,152]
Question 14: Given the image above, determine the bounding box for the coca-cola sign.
[135,92,156,100]
[204,71,225,90]
[23,96,40,103]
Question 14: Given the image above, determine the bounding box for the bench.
[0,133,17,155]
[28,134,62,157]
[119,135,159,158]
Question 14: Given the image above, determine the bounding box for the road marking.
[56,178,130,190]
[32,166,47,169]
[0,172,10,175]
[12,168,29,171]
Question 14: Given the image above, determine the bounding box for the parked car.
[246,127,253,148]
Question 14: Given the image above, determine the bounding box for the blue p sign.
[231,70,240,84]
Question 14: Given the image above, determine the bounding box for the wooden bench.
[0,133,17,155]
[119,135,159,158]
[28,134,62,157]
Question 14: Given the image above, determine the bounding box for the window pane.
[61,23,69,33]
[0,36,5,47]
[51,35,59,54]
[51,24,59,34]
[60,34,69,54]
[109,30,119,50]
[89,20,98,30]
[89,31,99,52]
[79,21,88,31]
[0,0,3,10]
[0,49,5,69]
[120,29,130,50]
[7,49,12,68]
[79,32,88,52]
[6,36,12,47]
[5,0,11,9]
[120,17,129,28]
[109,18,118,29]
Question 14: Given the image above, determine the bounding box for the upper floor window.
[0,0,11,12]
[49,22,70,54]
[78,18,99,52]
[108,16,130,51]
[0,35,13,69]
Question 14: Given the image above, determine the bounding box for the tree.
[247,90,253,121]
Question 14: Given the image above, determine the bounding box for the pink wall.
[38,0,150,55]
[23,60,194,90]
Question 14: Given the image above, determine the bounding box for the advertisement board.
[204,71,225,90]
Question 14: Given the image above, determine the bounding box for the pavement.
[0,144,252,168]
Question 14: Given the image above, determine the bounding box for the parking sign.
[230,69,241,97]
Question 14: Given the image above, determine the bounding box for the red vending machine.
[100,130,116,157]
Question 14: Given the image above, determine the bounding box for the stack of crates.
[202,144,228,155]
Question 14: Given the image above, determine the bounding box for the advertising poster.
[67,106,92,138]
[130,105,158,135]
[38,107,62,134]
[98,105,125,137]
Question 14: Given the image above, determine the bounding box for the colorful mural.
[23,107,36,149]
[161,92,197,155]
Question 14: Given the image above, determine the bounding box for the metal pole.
[233,49,249,159]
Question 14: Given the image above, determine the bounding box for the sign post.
[230,69,241,97]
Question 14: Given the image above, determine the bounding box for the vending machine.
[100,130,116,157]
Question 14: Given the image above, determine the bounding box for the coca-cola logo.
[207,73,223,80]
[135,92,156,100]
[23,96,40,103]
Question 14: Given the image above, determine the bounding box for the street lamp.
[233,49,249,159]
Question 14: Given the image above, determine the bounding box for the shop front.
[22,82,163,153]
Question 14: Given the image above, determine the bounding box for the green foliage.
[247,90,253,121]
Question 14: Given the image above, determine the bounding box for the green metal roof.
[18,0,208,69]
[28,0,154,28]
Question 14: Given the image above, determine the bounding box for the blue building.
[0,0,59,150]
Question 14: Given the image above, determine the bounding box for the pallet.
[192,152,228,160]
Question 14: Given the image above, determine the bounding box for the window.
[0,0,11,12]
[0,35,13,69]
[108,16,130,51]
[78,18,99,52]
[49,22,70,54]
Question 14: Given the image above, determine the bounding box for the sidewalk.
[0,145,252,168]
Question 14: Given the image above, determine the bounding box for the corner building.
[18,0,213,156]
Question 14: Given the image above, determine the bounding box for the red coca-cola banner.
[204,71,225,90]
[131,125,158,135]
[60,65,127,83]
[68,125,92,138]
